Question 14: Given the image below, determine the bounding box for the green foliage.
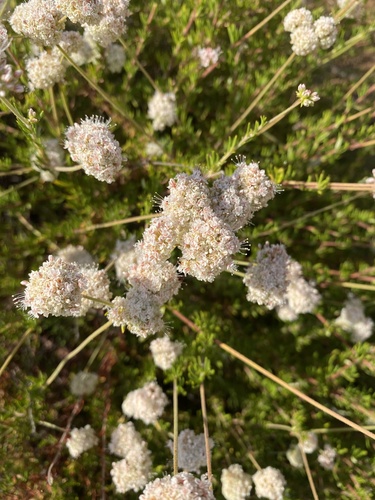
[1,0,375,498]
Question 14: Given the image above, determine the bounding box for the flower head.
[290,26,319,56]
[252,467,286,500]
[335,295,373,342]
[79,265,112,315]
[140,472,215,500]
[296,84,320,107]
[66,425,98,458]
[318,444,336,470]
[167,429,214,473]
[83,0,130,47]
[70,371,99,397]
[65,116,124,183]
[197,46,222,68]
[283,8,314,32]
[221,464,252,500]
[314,16,338,49]
[147,91,177,131]
[121,381,168,425]
[149,336,183,370]
[105,43,126,73]
[57,245,94,267]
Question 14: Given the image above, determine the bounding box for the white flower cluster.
[277,260,321,321]
[318,444,336,470]
[109,422,152,493]
[140,472,215,500]
[145,141,164,158]
[296,84,320,107]
[70,371,99,397]
[57,245,94,266]
[121,381,168,425]
[105,43,126,73]
[15,255,86,318]
[252,467,286,500]
[335,295,373,342]
[79,264,112,315]
[221,464,252,500]
[287,432,318,468]
[111,237,138,284]
[65,116,124,183]
[243,243,290,309]
[197,46,222,68]
[150,336,183,370]
[83,0,130,47]
[300,431,318,454]
[284,8,338,56]
[168,429,214,473]
[66,425,98,458]
[0,24,23,97]
[107,162,276,337]
[147,91,177,131]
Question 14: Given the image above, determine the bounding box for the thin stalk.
[282,181,374,192]
[16,212,59,252]
[81,294,112,308]
[49,87,59,131]
[321,31,371,66]
[215,339,375,441]
[350,139,375,150]
[173,378,179,476]
[57,46,152,139]
[37,420,66,432]
[46,320,112,386]
[0,328,33,377]
[54,165,83,172]
[0,96,30,129]
[343,63,375,101]
[230,270,246,278]
[265,422,375,434]
[233,0,293,47]
[85,332,108,371]
[233,260,251,267]
[75,213,160,233]
[59,87,74,126]
[229,53,296,134]
[299,444,319,500]
[119,38,160,92]
[200,382,212,482]
[340,282,375,292]
[0,176,38,199]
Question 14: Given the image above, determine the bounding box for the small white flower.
[318,444,336,470]
[147,91,177,131]
[66,425,98,458]
[221,464,252,500]
[252,467,286,500]
[122,381,168,425]
[296,84,320,107]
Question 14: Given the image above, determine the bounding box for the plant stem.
[173,378,179,476]
[340,282,375,292]
[282,181,374,192]
[46,320,112,386]
[299,444,319,500]
[75,213,160,233]
[59,86,74,126]
[0,328,33,377]
[0,176,39,199]
[200,382,212,483]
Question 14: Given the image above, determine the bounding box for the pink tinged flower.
[296,84,320,107]
[64,116,124,183]
[197,46,222,68]
[140,472,215,500]
[15,255,86,318]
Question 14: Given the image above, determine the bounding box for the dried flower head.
[290,25,319,56]
[10,0,64,46]
[296,84,320,107]
[15,255,86,318]
[140,472,215,500]
[252,467,286,500]
[243,243,290,309]
[314,16,338,49]
[317,444,336,470]
[197,46,222,68]
[335,295,373,342]
[57,245,94,267]
[147,91,177,131]
[70,371,99,397]
[167,429,214,473]
[283,8,314,32]
[149,336,183,370]
[64,116,123,183]
[66,425,98,458]
[121,381,168,425]
[221,464,252,500]
[105,43,125,73]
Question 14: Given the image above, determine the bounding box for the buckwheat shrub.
[314,16,338,49]
[300,432,318,453]
[221,464,252,500]
[25,51,66,90]
[149,336,183,370]
[335,294,373,342]
[10,0,64,46]
[57,245,94,267]
[283,8,313,32]
[55,0,102,25]
[70,371,99,397]
[140,472,215,500]
[64,116,123,183]
[296,84,320,107]
[121,381,168,425]
[83,0,130,47]
[243,243,290,309]
[167,429,214,473]
[147,91,177,131]
[15,255,86,318]
[197,46,222,68]
[290,26,319,56]
[66,425,98,458]
[79,265,112,315]
[317,444,336,470]
[111,456,152,494]
[145,141,163,157]
[252,467,286,500]
[105,43,125,73]
[111,237,137,283]
[276,260,321,321]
